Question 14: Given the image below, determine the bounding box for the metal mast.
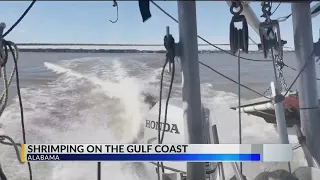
[291,3,320,164]
[177,1,206,180]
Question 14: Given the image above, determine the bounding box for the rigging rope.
[156,57,167,180]
[3,0,36,37]
[0,40,32,180]
[0,1,35,179]
[156,33,176,179]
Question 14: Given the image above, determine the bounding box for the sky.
[0,1,319,50]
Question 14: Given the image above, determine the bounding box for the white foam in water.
[44,61,150,142]
[0,56,307,180]
[0,57,155,180]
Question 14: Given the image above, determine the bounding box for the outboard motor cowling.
[143,99,218,180]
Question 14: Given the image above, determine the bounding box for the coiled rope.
[0,1,35,179]
[0,39,32,180]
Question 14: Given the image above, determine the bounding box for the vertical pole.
[177,1,206,180]
[237,51,242,174]
[270,81,289,144]
[97,162,101,180]
[212,125,226,180]
[291,3,320,164]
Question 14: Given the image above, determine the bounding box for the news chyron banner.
[21,144,293,162]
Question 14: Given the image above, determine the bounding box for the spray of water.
[0,56,308,180]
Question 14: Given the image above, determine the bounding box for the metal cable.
[150,1,272,62]
[237,50,243,174]
[3,1,36,37]
[284,63,320,81]
[271,3,281,15]
[293,144,301,150]
[284,51,319,97]
[276,14,291,22]
[198,61,272,100]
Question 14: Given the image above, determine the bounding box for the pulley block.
[229,14,249,55]
[259,20,283,59]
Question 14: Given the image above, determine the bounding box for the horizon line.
[15,43,258,47]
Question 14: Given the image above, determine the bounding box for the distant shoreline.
[18,48,294,54]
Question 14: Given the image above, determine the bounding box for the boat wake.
[0,56,307,180]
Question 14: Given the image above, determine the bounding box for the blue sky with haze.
[0,1,319,50]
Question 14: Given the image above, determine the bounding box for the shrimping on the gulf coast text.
[21,144,292,162]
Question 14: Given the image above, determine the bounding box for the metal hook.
[109,0,119,23]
